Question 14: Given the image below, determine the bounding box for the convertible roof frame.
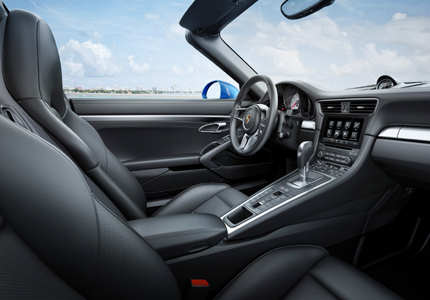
[181,0,266,99]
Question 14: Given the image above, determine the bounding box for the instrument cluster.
[281,85,314,118]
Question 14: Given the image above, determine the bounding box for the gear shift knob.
[297,141,314,170]
[297,141,314,185]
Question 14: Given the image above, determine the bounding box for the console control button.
[334,130,340,138]
[327,129,332,137]
[351,132,358,139]
[329,121,335,127]
[337,121,343,128]
[317,151,324,158]
[353,122,360,129]
[345,122,351,129]
[344,157,351,164]
[342,131,349,139]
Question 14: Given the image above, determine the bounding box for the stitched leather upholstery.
[0,116,403,299]
[2,9,248,221]
[153,183,247,217]
[215,246,403,300]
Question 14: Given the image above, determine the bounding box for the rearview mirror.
[281,0,335,20]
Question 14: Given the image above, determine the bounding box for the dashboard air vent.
[320,101,342,113]
[349,100,377,114]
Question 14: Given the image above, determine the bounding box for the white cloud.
[78,31,104,42]
[172,64,183,75]
[63,59,84,77]
[60,40,121,77]
[168,23,185,37]
[253,46,310,76]
[223,15,353,84]
[144,13,159,20]
[329,43,412,76]
[337,0,355,12]
[393,13,407,21]
[223,9,430,89]
[128,55,150,74]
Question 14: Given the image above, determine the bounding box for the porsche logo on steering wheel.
[246,114,251,124]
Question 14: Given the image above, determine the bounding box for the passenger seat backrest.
[2,9,147,220]
[0,116,181,299]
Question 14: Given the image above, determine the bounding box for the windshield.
[222,0,430,90]
[7,0,237,97]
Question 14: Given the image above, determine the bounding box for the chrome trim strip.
[301,120,315,130]
[378,126,401,139]
[221,170,336,235]
[398,127,430,142]
[378,126,430,143]
[81,115,231,122]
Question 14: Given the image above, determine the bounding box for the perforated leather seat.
[0,115,403,299]
[1,9,247,221]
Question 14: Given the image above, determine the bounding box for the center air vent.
[349,100,378,114]
[320,101,342,113]
[320,99,377,115]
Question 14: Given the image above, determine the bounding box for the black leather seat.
[215,246,402,300]
[0,116,403,299]
[1,9,247,221]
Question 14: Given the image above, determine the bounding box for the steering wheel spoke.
[256,104,270,121]
[233,107,247,122]
[259,118,267,129]
[239,131,261,151]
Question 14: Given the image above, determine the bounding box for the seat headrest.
[3,9,66,116]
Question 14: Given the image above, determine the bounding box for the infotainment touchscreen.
[321,118,364,147]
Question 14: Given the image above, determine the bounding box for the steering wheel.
[230,74,278,157]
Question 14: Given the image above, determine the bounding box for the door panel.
[70,97,274,200]
[85,119,228,163]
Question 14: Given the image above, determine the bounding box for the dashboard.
[263,78,430,191]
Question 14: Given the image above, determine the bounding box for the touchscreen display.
[321,118,364,147]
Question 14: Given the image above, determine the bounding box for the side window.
[6,0,238,99]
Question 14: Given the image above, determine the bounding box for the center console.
[222,112,367,236]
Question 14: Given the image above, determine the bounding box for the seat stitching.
[153,183,230,216]
[146,230,216,241]
[308,271,342,300]
[213,245,329,300]
[278,254,336,299]
[91,194,163,253]
[0,115,92,194]
[193,195,230,214]
[88,193,102,298]
[35,19,42,100]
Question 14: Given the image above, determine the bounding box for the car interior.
[0,0,429,299]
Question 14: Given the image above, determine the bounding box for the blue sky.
[6,0,430,90]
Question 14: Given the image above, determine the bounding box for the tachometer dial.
[283,86,301,114]
[290,92,300,112]
[377,78,394,89]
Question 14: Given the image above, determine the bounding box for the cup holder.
[224,206,253,226]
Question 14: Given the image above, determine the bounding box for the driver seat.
[1,9,247,220]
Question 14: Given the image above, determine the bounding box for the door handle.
[198,122,227,133]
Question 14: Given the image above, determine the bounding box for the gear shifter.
[297,141,314,185]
